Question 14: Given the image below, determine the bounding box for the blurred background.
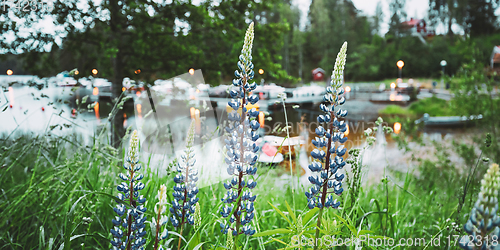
[0,0,499,165]
[2,0,500,83]
[1,2,500,248]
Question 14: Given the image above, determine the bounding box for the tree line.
[1,0,500,84]
[1,0,499,145]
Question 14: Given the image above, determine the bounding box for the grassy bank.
[0,129,489,249]
[378,96,458,124]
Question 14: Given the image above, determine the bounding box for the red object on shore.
[9,104,12,108]
[262,142,278,157]
[72,109,76,115]
[41,107,45,111]
[312,68,326,81]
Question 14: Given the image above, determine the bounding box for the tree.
[429,0,456,36]
[306,0,371,80]
[463,0,499,36]
[387,0,407,38]
[1,0,293,146]
[372,0,384,35]
[1,0,197,147]
[429,0,500,37]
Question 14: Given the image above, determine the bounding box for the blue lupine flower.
[110,130,147,250]
[460,163,500,250]
[305,42,348,210]
[219,22,258,237]
[170,120,199,229]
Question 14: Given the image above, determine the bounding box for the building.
[400,18,435,44]
[311,68,325,81]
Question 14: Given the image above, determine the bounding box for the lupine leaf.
[357,230,375,235]
[332,213,357,236]
[68,194,87,215]
[268,202,291,225]
[302,207,319,226]
[269,237,288,245]
[284,201,296,225]
[188,231,201,249]
[192,242,207,250]
[253,228,292,237]
[39,226,45,247]
[169,231,187,243]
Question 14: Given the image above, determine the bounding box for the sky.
[292,0,453,34]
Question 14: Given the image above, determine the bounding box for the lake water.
[0,75,473,186]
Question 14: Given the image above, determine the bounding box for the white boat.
[55,72,77,87]
[257,135,306,164]
[415,113,483,127]
[253,83,286,99]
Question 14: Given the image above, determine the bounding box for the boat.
[415,113,483,127]
[257,135,306,164]
[54,72,77,87]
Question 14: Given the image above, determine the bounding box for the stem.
[177,146,192,250]
[177,225,184,250]
[314,208,324,250]
[384,176,388,236]
[126,167,135,250]
[233,80,247,249]
[153,205,162,250]
[459,151,483,215]
[314,110,335,250]
[282,99,295,210]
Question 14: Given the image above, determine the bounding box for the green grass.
[408,96,457,116]
[379,96,458,118]
[0,129,487,250]
[378,105,409,116]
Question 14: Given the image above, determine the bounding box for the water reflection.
[136,104,142,119]
[394,122,401,134]
[94,102,100,120]
[259,111,265,128]
[8,87,15,107]
[0,81,461,157]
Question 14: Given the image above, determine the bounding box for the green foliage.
[0,122,493,249]
[379,96,457,118]
[378,105,408,116]
[3,0,500,85]
[449,51,500,163]
[408,96,456,116]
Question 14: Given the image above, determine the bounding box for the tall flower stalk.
[304,42,348,249]
[152,184,168,250]
[170,120,199,250]
[220,22,259,248]
[110,130,147,250]
[460,163,500,250]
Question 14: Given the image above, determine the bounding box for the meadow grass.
[0,128,488,249]
[1,30,495,250]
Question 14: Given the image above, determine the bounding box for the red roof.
[311,68,325,74]
[402,18,422,26]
